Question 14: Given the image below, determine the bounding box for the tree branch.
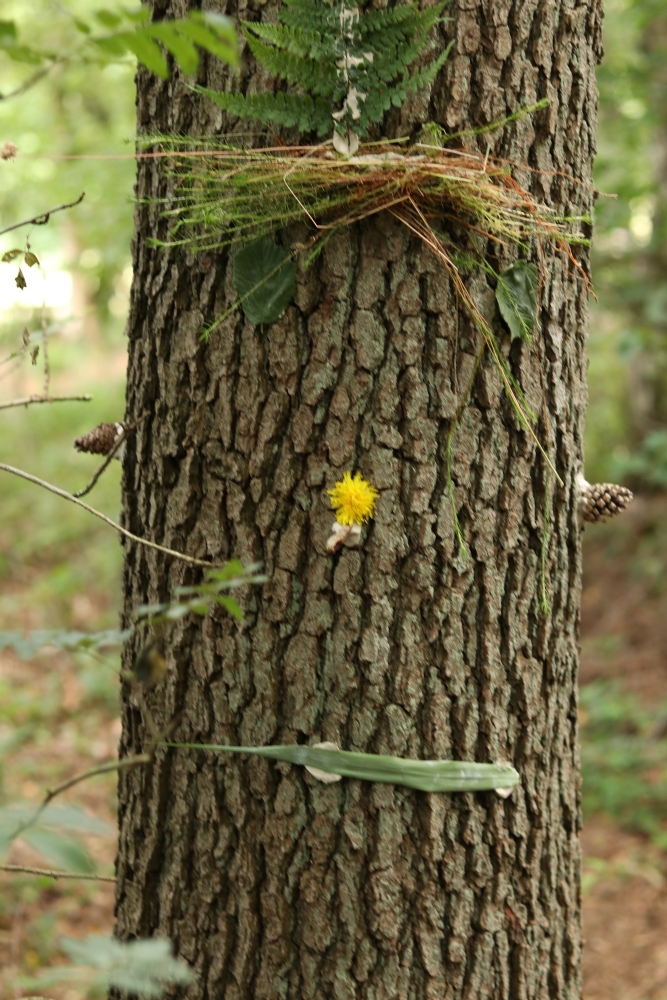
[0,462,217,568]
[73,411,150,499]
[0,64,54,101]
[0,192,85,239]
[0,393,92,412]
[8,754,152,844]
[0,864,115,883]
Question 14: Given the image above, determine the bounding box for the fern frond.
[404,41,453,96]
[242,20,324,60]
[244,33,335,95]
[281,0,341,34]
[200,0,452,141]
[362,1,448,38]
[196,87,331,134]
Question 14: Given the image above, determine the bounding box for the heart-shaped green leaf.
[496,260,539,342]
[233,238,296,325]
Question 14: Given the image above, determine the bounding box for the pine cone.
[579,481,634,523]
[74,422,123,455]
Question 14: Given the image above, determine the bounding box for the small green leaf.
[23,251,39,267]
[117,30,169,78]
[38,805,113,834]
[216,595,244,621]
[151,23,199,75]
[233,238,296,325]
[92,34,126,57]
[0,20,17,42]
[15,267,26,289]
[0,627,130,659]
[186,12,239,66]
[22,829,95,873]
[2,248,22,262]
[5,44,43,64]
[94,9,123,29]
[23,935,195,997]
[72,17,92,34]
[495,260,539,342]
[0,803,112,837]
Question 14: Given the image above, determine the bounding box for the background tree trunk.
[116,2,603,998]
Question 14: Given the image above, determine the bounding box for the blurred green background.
[0,0,666,996]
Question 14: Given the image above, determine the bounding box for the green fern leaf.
[244,32,335,95]
[243,20,324,59]
[200,0,452,140]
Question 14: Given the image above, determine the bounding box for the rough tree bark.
[116,2,603,998]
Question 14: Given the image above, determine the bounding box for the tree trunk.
[116,2,602,998]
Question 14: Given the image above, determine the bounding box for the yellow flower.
[328,471,378,526]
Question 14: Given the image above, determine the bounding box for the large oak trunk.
[116,2,602,998]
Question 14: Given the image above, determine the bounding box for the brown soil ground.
[1,494,666,998]
[581,494,667,1000]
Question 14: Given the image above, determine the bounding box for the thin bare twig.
[0,462,217,568]
[0,393,92,411]
[7,694,180,853]
[73,411,150,499]
[0,864,115,883]
[0,192,85,239]
[0,64,55,101]
[8,755,152,844]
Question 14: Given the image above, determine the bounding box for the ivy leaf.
[15,267,26,289]
[2,248,22,262]
[233,238,296,325]
[23,251,39,267]
[495,260,539,342]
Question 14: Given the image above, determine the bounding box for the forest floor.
[0,428,665,998]
[580,495,667,1000]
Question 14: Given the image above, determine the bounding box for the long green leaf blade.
[162,743,519,793]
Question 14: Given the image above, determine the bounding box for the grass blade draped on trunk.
[161,741,519,793]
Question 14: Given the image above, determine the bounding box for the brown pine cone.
[74,422,123,455]
[580,481,634,523]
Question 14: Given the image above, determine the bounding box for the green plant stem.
[0,462,217,568]
[0,864,115,882]
[540,466,552,614]
[438,99,550,145]
[444,343,487,559]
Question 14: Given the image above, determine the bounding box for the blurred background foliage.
[588,0,667,487]
[0,0,667,994]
